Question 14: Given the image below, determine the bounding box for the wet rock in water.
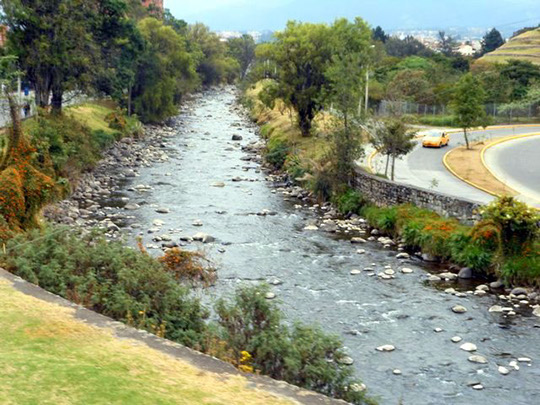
[232,134,243,141]
[511,287,528,296]
[401,268,413,274]
[458,267,473,279]
[440,272,458,281]
[460,343,477,352]
[393,369,402,375]
[350,269,362,275]
[468,355,488,364]
[351,237,367,244]
[452,305,467,314]
[338,356,354,366]
[192,219,203,227]
[518,357,532,363]
[156,207,170,214]
[350,383,366,392]
[498,366,510,375]
[509,360,520,370]
[434,327,443,333]
[124,203,140,210]
[193,232,215,243]
[304,225,318,231]
[265,292,276,300]
[270,279,283,286]
[490,280,504,289]
[396,252,410,259]
[384,269,395,276]
[356,249,366,255]
[532,307,540,317]
[376,345,395,352]
[153,219,164,227]
[428,275,441,282]
[476,284,489,292]
[211,182,225,188]
[451,336,462,343]
[489,305,504,313]
[472,384,484,391]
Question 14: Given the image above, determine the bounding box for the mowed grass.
[0,279,293,405]
[66,102,118,135]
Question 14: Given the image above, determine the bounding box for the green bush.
[417,115,456,127]
[333,189,368,215]
[91,129,119,150]
[215,285,375,405]
[0,226,208,348]
[266,137,290,169]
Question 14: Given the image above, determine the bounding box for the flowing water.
[110,88,539,405]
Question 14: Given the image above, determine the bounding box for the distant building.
[141,0,163,13]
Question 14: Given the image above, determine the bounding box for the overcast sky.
[166,0,539,32]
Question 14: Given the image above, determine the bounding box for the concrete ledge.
[0,268,347,405]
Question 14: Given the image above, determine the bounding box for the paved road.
[484,134,540,208]
[371,125,540,206]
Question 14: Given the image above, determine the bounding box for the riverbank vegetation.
[0,226,375,405]
[241,19,539,287]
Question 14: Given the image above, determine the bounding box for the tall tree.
[451,73,488,149]
[438,31,457,57]
[261,21,333,136]
[372,26,388,43]
[325,18,372,184]
[2,0,99,114]
[480,28,504,55]
[133,18,199,123]
[227,34,256,79]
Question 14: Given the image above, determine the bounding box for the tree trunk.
[0,92,23,171]
[463,128,470,149]
[384,153,390,177]
[298,104,314,137]
[51,86,63,115]
[391,154,396,181]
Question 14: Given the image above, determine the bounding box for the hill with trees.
[478,27,540,66]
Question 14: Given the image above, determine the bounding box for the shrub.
[0,226,209,348]
[105,109,127,131]
[266,137,290,169]
[334,189,368,215]
[159,247,216,287]
[215,284,374,405]
[91,129,118,150]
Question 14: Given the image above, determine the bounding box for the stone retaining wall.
[352,169,482,223]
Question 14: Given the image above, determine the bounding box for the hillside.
[479,27,540,65]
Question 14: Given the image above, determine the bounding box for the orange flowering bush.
[158,248,216,286]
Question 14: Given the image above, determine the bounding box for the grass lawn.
[0,279,293,405]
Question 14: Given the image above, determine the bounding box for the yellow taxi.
[422,132,450,148]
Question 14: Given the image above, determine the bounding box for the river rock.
[156,207,170,214]
[472,384,484,390]
[153,219,164,227]
[532,307,540,317]
[351,237,367,244]
[211,182,225,188]
[489,305,504,313]
[396,252,410,259]
[376,345,395,352]
[338,356,354,366]
[192,220,203,227]
[304,225,318,231]
[476,284,489,292]
[265,292,276,300]
[193,232,215,243]
[452,305,467,314]
[124,203,140,210]
[498,366,510,375]
[428,275,441,282]
[393,369,402,375]
[422,253,437,262]
[458,267,473,279]
[384,269,395,276]
[356,249,366,254]
[350,269,362,275]
[451,336,462,343]
[511,287,528,296]
[401,268,413,274]
[490,280,504,289]
[350,383,366,392]
[460,343,477,352]
[440,272,458,281]
[468,355,488,364]
[232,134,243,141]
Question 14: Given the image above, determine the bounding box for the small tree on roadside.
[451,73,488,149]
[370,118,416,181]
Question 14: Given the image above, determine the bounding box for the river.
[108,88,539,405]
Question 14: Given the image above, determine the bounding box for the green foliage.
[265,137,290,169]
[105,109,128,131]
[480,28,505,56]
[451,73,488,148]
[227,34,256,79]
[0,226,209,348]
[215,285,374,405]
[333,190,368,215]
[133,18,199,123]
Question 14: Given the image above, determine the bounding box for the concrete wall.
[352,169,481,224]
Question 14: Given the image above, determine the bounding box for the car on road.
[422,132,450,148]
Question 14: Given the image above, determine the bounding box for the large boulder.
[458,267,473,279]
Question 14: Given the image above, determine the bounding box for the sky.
[166,0,539,33]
